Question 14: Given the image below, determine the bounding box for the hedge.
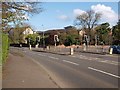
[2,33,9,64]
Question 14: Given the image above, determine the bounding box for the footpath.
[2,49,58,88]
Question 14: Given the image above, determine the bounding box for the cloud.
[73,9,86,17]
[91,4,118,26]
[58,15,70,21]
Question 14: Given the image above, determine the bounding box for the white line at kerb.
[88,67,120,79]
[63,60,79,66]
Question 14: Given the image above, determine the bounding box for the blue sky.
[27,2,119,31]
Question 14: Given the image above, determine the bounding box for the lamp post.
[43,31,45,47]
[42,25,45,49]
[28,38,31,50]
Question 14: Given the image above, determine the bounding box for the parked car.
[109,45,120,54]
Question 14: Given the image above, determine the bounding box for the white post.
[29,45,31,50]
[20,44,22,48]
[70,48,74,55]
[83,43,86,51]
[35,44,38,48]
[109,48,113,54]
[55,41,56,48]
[46,46,49,50]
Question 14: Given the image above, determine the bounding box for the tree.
[25,34,40,46]
[64,35,78,46]
[112,20,120,41]
[9,23,32,44]
[2,2,43,31]
[74,10,102,44]
[59,32,66,45]
[95,22,111,45]
[2,1,43,46]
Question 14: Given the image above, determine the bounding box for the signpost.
[28,38,32,50]
[35,36,40,48]
[54,35,59,48]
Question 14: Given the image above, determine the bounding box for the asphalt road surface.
[12,47,120,88]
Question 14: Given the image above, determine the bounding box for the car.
[109,45,120,54]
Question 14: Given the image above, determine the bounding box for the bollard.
[29,45,31,50]
[109,48,113,54]
[83,43,86,51]
[35,44,38,48]
[70,48,74,55]
[20,44,22,48]
[46,46,50,50]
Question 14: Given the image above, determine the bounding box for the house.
[23,27,36,44]
[23,27,34,35]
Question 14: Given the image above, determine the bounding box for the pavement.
[2,49,59,88]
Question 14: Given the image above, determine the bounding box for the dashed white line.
[48,56,59,60]
[70,55,119,66]
[88,58,93,60]
[38,54,46,56]
[95,58,98,60]
[71,56,76,57]
[98,60,118,65]
[63,60,79,66]
[88,67,120,79]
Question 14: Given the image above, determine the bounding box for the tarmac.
[2,49,58,88]
[2,46,117,89]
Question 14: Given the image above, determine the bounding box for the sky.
[26,1,119,31]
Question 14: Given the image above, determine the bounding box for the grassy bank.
[2,33,9,64]
[0,31,1,65]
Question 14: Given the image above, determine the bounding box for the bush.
[112,40,120,45]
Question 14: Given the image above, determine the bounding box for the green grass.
[0,31,2,65]
[1,33,9,64]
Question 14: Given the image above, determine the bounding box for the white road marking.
[38,54,46,56]
[70,55,119,66]
[88,67,120,79]
[88,58,93,60]
[98,60,118,65]
[63,60,79,66]
[48,56,59,60]
[71,56,76,57]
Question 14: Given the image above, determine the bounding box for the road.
[12,47,119,88]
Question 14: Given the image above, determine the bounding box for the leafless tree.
[75,10,102,44]
[2,1,43,31]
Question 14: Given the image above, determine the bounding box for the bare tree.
[75,10,102,44]
[2,1,43,31]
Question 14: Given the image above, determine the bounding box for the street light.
[42,25,45,48]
